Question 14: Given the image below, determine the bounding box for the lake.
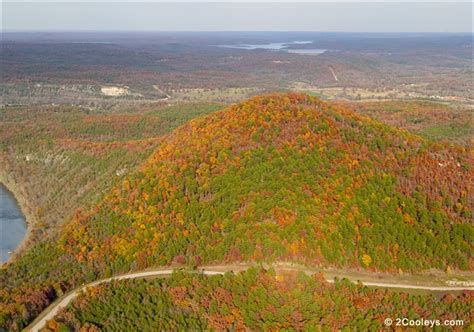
[287,49,327,55]
[218,40,327,55]
[0,184,27,263]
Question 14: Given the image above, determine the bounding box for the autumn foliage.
[62,93,472,271]
[50,268,473,331]
[1,93,473,330]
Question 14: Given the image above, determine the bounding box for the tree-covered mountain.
[1,93,472,330]
[63,93,472,271]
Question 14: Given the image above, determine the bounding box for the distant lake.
[70,41,113,44]
[218,40,327,55]
[287,49,327,55]
[0,184,27,263]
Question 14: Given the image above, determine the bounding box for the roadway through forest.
[26,264,474,331]
[329,66,339,82]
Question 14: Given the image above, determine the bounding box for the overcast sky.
[2,1,472,33]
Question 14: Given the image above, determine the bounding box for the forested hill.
[65,93,471,271]
[1,93,472,330]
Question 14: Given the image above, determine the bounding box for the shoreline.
[0,171,37,264]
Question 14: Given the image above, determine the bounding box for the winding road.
[26,265,474,332]
[27,269,226,332]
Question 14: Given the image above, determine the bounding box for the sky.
[2,1,472,33]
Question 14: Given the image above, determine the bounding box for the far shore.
[0,171,37,263]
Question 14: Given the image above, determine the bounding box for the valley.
[2,32,472,107]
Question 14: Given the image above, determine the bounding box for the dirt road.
[26,265,473,331]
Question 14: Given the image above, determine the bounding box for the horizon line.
[2,30,473,34]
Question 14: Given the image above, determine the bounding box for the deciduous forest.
[1,94,472,331]
[46,268,473,331]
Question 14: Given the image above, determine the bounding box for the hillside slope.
[0,102,222,258]
[1,93,472,330]
[63,93,472,272]
[336,100,473,146]
[46,268,474,331]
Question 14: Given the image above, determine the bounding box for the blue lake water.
[218,40,327,55]
[287,49,327,55]
[0,184,27,263]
